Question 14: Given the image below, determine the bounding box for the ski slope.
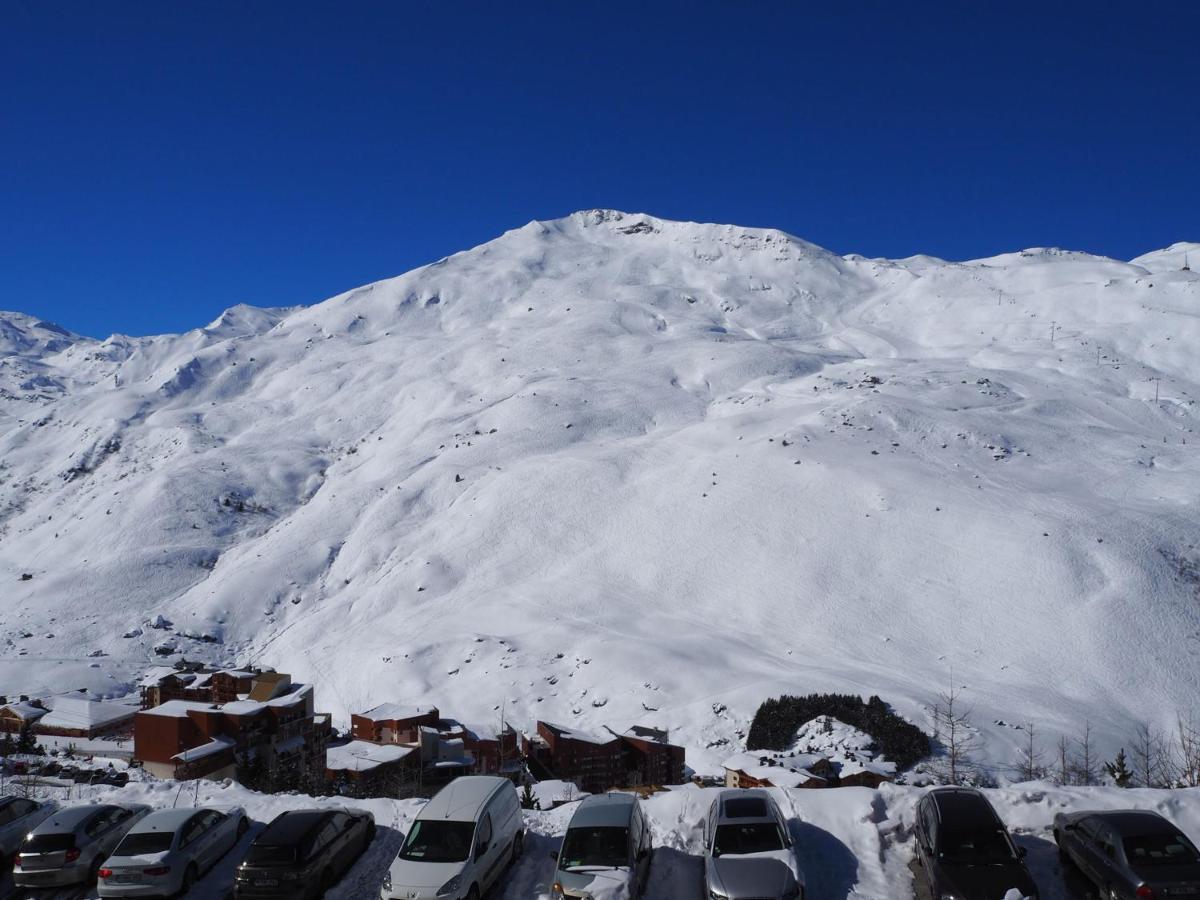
[2,210,1199,774]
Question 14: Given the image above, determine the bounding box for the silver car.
[0,796,58,859]
[703,789,805,900]
[98,805,250,897]
[13,803,151,889]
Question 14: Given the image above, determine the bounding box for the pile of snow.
[1,212,1200,779]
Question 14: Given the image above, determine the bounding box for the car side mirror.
[637,847,650,861]
[549,850,559,861]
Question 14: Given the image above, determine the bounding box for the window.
[712,823,786,857]
[559,826,630,870]
[477,814,493,850]
[1123,832,1200,865]
[116,832,175,855]
[0,807,13,827]
[13,800,36,817]
[244,844,297,866]
[398,820,475,863]
[724,797,768,819]
[181,817,205,846]
[86,809,115,837]
[937,829,1019,865]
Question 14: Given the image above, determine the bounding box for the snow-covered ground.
[3,779,1200,899]
[2,210,1200,777]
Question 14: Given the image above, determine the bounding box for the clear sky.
[3,2,1197,337]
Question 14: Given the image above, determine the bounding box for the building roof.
[568,792,639,828]
[39,697,136,731]
[247,672,291,702]
[721,751,825,788]
[0,701,48,721]
[138,667,191,688]
[172,736,235,763]
[541,721,615,745]
[326,740,415,773]
[139,700,222,719]
[418,776,510,821]
[357,702,438,723]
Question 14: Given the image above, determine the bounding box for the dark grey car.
[0,797,57,860]
[913,788,1038,900]
[14,803,151,888]
[1054,809,1200,900]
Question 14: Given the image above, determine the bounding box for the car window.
[0,806,14,826]
[15,800,37,817]
[1123,832,1200,865]
[181,817,205,845]
[1078,818,1103,841]
[201,810,223,830]
[477,814,492,847]
[311,823,337,856]
[559,826,629,869]
[712,822,786,857]
[116,831,175,855]
[331,813,351,833]
[85,810,113,837]
[398,820,474,863]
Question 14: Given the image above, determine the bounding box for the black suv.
[234,808,375,899]
[914,787,1038,899]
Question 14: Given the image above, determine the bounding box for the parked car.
[57,765,80,781]
[235,807,374,898]
[702,788,804,900]
[382,775,523,900]
[40,760,62,776]
[97,805,249,897]
[913,787,1038,900]
[13,803,151,889]
[1054,809,1200,899]
[0,797,58,861]
[104,770,131,787]
[73,767,95,783]
[551,792,653,900]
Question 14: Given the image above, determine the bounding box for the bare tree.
[1071,720,1097,786]
[1055,734,1072,786]
[931,683,979,785]
[1130,721,1173,788]
[1176,716,1200,788]
[1015,721,1045,782]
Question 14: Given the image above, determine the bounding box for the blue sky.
[3,1,1197,337]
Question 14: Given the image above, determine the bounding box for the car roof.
[256,810,333,845]
[1092,810,1177,836]
[927,788,1001,828]
[126,808,203,833]
[419,776,510,822]
[567,793,639,829]
[33,804,113,832]
[716,789,777,823]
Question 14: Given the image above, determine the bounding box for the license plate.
[255,878,280,887]
[116,874,143,883]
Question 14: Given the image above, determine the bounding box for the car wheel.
[317,867,335,898]
[179,863,197,896]
[511,830,524,863]
[466,886,480,900]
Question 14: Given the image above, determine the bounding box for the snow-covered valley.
[3,209,1200,776]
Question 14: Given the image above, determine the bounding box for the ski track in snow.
[1,211,1200,777]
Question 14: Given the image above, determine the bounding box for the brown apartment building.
[134,674,329,786]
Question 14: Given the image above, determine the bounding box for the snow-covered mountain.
[3,210,1199,776]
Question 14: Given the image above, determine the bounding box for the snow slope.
[2,210,1200,776]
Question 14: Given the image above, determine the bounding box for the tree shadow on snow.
[1012,833,1096,900]
[789,820,859,900]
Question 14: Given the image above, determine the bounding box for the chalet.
[139,665,261,709]
[440,720,521,777]
[527,722,624,794]
[325,740,419,797]
[351,703,439,744]
[610,725,686,787]
[133,677,329,784]
[722,751,834,789]
[0,699,48,734]
[37,695,137,739]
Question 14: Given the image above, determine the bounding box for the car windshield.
[22,834,75,854]
[713,823,785,857]
[244,844,298,866]
[1124,833,1200,866]
[398,820,475,863]
[939,829,1018,865]
[559,826,629,869]
[115,832,175,855]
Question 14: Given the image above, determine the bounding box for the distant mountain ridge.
[2,210,1199,774]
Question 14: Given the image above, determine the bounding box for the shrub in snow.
[748,692,930,770]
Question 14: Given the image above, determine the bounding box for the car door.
[474,811,500,888]
[1092,824,1124,890]
[179,813,208,870]
[199,810,229,869]
[1074,818,1107,885]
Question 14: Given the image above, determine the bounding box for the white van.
[380,776,523,900]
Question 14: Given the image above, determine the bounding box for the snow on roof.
[139,700,221,718]
[542,721,613,745]
[138,666,190,687]
[39,696,136,730]
[721,751,827,787]
[357,702,437,722]
[326,740,415,772]
[171,735,235,763]
[1,701,47,721]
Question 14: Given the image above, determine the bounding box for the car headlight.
[709,889,729,900]
[382,869,391,892]
[940,895,960,900]
[436,872,463,897]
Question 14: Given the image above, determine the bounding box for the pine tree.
[16,723,39,755]
[1104,748,1133,787]
[519,782,540,810]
